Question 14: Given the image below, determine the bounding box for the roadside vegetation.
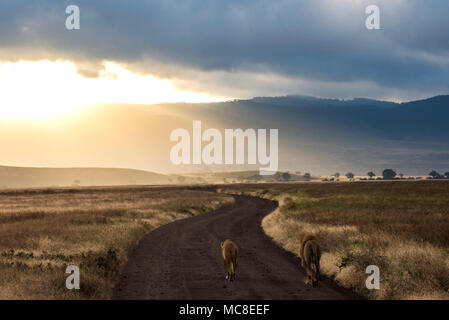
[0,186,233,299]
[220,181,449,299]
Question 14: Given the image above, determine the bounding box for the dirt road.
[112,194,358,299]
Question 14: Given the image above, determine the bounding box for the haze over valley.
[1,94,448,188]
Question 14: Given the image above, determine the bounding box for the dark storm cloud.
[0,0,448,98]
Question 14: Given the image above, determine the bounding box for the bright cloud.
[0,60,226,119]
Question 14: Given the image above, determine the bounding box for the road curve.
[112,194,359,299]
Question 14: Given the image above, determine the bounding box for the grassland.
[220,181,449,299]
[0,186,233,299]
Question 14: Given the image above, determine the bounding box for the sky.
[0,0,448,117]
[0,1,448,174]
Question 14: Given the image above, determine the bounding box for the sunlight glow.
[0,60,226,119]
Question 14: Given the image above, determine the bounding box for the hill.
[0,165,170,188]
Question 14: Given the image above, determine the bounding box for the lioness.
[221,239,239,281]
[299,234,321,286]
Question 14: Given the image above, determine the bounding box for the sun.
[0,60,225,119]
[0,60,89,119]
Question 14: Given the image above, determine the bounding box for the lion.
[220,239,239,282]
[299,233,321,286]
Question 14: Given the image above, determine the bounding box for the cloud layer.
[1,0,448,100]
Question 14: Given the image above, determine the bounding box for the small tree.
[398,173,404,179]
[367,171,376,179]
[382,169,397,180]
[281,172,291,181]
[303,173,311,180]
[334,172,340,178]
[346,172,354,180]
[429,170,442,179]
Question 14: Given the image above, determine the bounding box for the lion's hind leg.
[229,260,236,281]
[224,259,230,281]
[314,259,321,282]
[302,244,315,286]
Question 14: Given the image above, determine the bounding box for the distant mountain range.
[161,94,449,175]
[247,94,449,142]
[1,94,448,178]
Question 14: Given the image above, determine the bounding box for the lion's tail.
[315,254,321,280]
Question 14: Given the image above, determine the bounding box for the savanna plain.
[0,181,448,300]
[220,180,449,300]
[0,186,233,299]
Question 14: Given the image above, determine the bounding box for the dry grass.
[221,181,449,300]
[0,186,233,299]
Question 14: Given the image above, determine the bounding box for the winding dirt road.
[112,194,358,299]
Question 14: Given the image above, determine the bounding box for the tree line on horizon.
[320,169,449,182]
[239,169,449,183]
[240,169,449,182]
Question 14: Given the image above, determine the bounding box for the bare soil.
[112,195,358,299]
